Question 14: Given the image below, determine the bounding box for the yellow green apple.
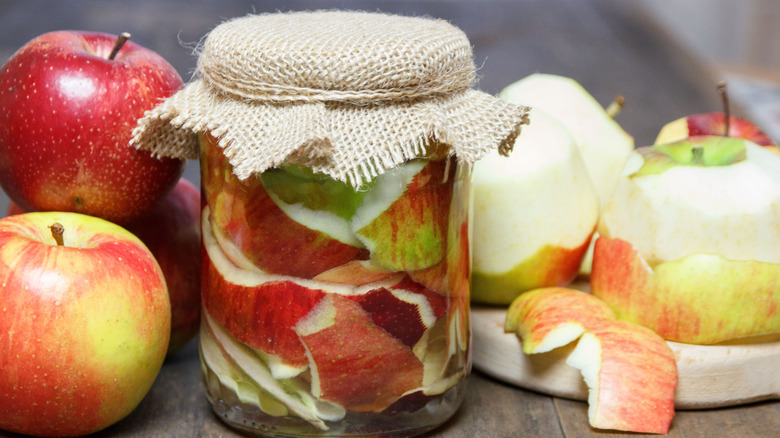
[0,212,170,436]
[471,108,599,304]
[592,136,780,343]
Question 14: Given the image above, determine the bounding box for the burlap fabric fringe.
[131,11,530,187]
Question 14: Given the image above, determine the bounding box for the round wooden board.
[472,305,780,409]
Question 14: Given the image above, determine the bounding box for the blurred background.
[0,0,778,215]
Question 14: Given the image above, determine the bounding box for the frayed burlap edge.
[131,79,529,187]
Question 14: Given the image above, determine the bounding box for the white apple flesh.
[593,136,780,343]
[471,109,599,304]
[499,73,634,207]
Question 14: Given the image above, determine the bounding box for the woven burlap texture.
[131,10,530,187]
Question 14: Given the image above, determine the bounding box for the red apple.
[124,178,200,354]
[0,31,186,225]
[0,211,170,437]
[7,178,201,355]
[656,111,776,148]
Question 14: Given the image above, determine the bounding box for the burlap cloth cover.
[130,10,530,186]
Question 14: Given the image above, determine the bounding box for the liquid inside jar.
[198,133,472,437]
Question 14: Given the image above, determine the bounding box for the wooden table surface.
[1,1,778,437]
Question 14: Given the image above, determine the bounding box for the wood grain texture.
[474,306,780,408]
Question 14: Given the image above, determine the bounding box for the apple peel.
[566,320,677,434]
[591,236,780,344]
[505,287,616,354]
[204,310,346,430]
[505,287,678,434]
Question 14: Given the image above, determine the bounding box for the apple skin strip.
[506,287,677,434]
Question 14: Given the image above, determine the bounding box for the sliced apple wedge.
[566,320,677,434]
[505,287,615,354]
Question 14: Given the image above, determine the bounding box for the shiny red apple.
[124,178,200,354]
[0,30,186,224]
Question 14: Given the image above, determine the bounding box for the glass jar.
[198,132,472,437]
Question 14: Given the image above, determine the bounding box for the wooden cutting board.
[472,302,780,409]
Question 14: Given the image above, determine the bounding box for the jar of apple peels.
[130,10,529,437]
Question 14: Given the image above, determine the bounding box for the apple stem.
[605,95,625,118]
[108,32,131,60]
[718,81,730,137]
[49,223,65,246]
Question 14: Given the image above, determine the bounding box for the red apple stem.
[605,95,625,118]
[108,32,131,60]
[718,81,730,137]
[49,223,65,246]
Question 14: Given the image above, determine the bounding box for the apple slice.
[200,133,368,279]
[351,158,454,271]
[294,294,425,413]
[566,320,677,434]
[505,287,615,354]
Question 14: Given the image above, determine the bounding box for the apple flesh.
[593,136,780,343]
[471,108,599,304]
[498,73,634,208]
[0,211,170,437]
[0,31,186,224]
